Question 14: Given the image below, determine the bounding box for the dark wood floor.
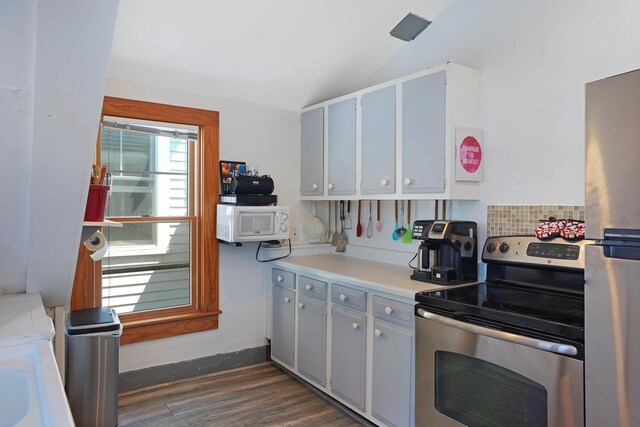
[118,362,369,427]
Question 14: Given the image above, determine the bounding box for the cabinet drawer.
[373,296,414,329]
[331,284,367,312]
[272,268,295,289]
[299,275,327,300]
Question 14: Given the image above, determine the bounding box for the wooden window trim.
[72,96,220,345]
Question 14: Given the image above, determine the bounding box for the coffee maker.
[410,220,478,285]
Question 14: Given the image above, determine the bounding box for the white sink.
[0,340,74,427]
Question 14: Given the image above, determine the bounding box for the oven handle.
[417,308,578,356]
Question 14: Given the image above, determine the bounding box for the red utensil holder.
[84,184,110,221]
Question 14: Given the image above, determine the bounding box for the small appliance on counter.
[410,220,477,285]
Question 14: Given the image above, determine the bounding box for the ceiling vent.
[390,13,432,41]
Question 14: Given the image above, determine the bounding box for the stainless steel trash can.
[65,307,122,427]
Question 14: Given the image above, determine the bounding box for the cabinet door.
[297,294,327,386]
[402,70,446,194]
[330,305,366,410]
[372,319,414,427]
[272,285,295,367]
[300,107,324,196]
[361,85,396,194]
[328,98,356,196]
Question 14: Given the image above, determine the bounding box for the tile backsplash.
[487,205,584,237]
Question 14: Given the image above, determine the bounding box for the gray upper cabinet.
[272,284,295,367]
[361,85,396,194]
[328,98,356,196]
[297,294,327,387]
[402,70,446,194]
[372,318,414,427]
[300,64,480,200]
[330,305,367,411]
[300,107,324,196]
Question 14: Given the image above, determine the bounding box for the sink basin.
[0,340,74,427]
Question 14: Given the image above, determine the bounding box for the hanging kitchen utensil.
[345,201,353,229]
[356,200,363,237]
[366,201,373,238]
[303,201,325,243]
[392,200,400,241]
[336,200,348,252]
[403,200,413,244]
[396,200,407,238]
[331,201,340,246]
[325,201,333,243]
[376,200,382,233]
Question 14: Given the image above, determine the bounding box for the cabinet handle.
[284,297,290,303]
[404,178,413,186]
[312,183,318,190]
[305,284,313,291]
[339,294,347,302]
[298,302,305,309]
[381,178,389,186]
[352,322,359,329]
[328,183,335,190]
[277,275,284,282]
[375,329,382,337]
[385,306,393,315]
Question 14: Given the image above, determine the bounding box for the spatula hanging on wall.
[403,200,413,244]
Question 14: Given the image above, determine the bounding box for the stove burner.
[490,299,583,324]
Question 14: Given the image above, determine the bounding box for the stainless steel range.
[415,235,589,427]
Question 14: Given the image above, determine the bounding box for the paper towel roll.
[84,230,108,261]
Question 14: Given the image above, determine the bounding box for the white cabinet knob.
[404,178,413,186]
[385,306,393,315]
[374,329,382,337]
[352,322,359,329]
[328,183,335,190]
[298,302,305,309]
[312,183,319,190]
[381,179,389,186]
[306,284,313,291]
[339,294,347,302]
[284,297,290,303]
[277,275,284,282]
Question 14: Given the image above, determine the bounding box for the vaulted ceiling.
[108,0,452,111]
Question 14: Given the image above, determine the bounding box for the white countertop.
[0,293,55,344]
[274,254,446,299]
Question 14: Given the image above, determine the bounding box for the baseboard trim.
[119,344,270,392]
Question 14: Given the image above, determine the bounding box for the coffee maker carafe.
[410,220,478,285]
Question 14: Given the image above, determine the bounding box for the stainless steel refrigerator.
[585,69,640,427]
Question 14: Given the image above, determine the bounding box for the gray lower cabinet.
[297,294,327,386]
[330,305,367,411]
[272,284,295,367]
[372,318,414,427]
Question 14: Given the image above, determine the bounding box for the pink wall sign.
[459,136,482,173]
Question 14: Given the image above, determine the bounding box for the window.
[72,97,220,344]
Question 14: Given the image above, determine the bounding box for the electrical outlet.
[292,226,298,240]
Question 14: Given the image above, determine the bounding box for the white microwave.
[216,204,290,243]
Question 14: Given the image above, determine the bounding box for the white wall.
[0,0,36,293]
[363,0,640,238]
[0,1,119,303]
[104,79,301,372]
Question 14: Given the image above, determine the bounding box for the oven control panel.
[482,235,592,269]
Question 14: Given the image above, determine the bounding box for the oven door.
[416,309,584,427]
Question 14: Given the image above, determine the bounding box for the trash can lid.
[67,307,121,335]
